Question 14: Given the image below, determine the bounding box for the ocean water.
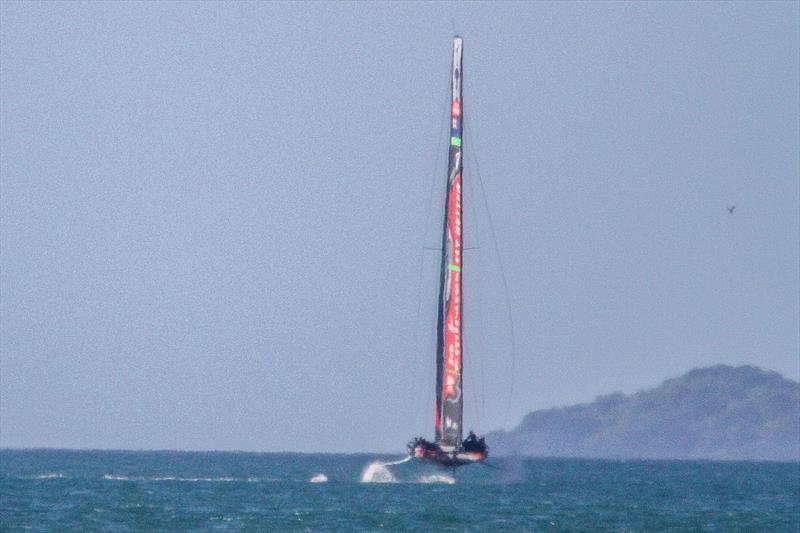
[1,450,797,531]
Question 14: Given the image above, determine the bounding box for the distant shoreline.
[2,448,798,464]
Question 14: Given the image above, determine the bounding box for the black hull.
[415,453,484,468]
[408,436,488,468]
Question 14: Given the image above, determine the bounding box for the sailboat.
[407,36,488,468]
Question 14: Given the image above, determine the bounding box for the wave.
[418,474,456,484]
[28,472,68,479]
[102,474,249,482]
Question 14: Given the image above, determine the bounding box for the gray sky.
[1,2,798,453]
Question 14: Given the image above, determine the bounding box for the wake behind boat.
[406,36,488,469]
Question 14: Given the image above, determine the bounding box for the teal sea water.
[1,449,797,531]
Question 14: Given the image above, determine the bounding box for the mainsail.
[435,36,464,449]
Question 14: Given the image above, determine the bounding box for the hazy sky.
[1,2,798,453]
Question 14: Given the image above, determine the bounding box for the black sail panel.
[435,36,464,449]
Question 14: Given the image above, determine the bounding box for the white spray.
[359,456,412,483]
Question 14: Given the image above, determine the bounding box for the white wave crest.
[418,473,456,484]
[172,477,237,482]
[30,472,67,479]
[102,474,240,482]
[309,473,328,483]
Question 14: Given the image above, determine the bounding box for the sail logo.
[443,173,462,404]
[454,181,461,241]
[451,103,462,137]
[445,416,459,431]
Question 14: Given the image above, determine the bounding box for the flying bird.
[727,205,736,214]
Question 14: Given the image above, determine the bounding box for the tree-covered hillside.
[488,365,799,461]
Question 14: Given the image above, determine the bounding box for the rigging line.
[423,246,480,251]
[466,132,487,433]
[463,112,518,433]
[410,64,452,437]
[463,123,486,433]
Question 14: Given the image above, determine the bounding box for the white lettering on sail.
[443,171,462,407]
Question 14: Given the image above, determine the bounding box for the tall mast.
[435,36,464,449]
